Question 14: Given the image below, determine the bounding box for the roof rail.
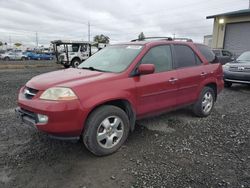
[172,38,193,42]
[131,37,173,42]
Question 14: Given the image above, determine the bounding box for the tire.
[37,57,41,60]
[224,81,232,88]
[83,105,130,156]
[63,64,70,68]
[192,87,215,117]
[21,57,26,61]
[4,57,10,61]
[71,59,81,68]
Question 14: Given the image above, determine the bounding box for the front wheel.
[4,57,10,61]
[83,105,130,156]
[192,87,215,117]
[71,59,81,68]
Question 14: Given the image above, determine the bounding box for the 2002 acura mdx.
[16,37,224,156]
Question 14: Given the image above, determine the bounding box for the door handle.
[200,72,207,76]
[168,78,178,83]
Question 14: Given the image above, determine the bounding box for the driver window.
[140,45,172,73]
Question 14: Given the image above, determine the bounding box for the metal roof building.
[207,8,250,56]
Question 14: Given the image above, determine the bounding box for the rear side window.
[212,50,221,56]
[195,44,217,63]
[174,45,197,68]
[222,50,232,57]
[141,45,172,73]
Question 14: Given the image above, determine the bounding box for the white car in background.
[0,52,28,61]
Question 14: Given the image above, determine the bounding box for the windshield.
[78,45,143,73]
[237,51,250,62]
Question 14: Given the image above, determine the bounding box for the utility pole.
[173,33,176,39]
[35,32,38,47]
[88,22,90,42]
[9,35,12,48]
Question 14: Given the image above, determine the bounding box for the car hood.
[26,68,115,90]
[226,60,250,66]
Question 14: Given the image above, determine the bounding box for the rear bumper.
[17,92,87,137]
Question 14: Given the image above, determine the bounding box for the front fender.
[81,90,137,113]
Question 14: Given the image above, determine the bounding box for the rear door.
[173,44,206,106]
[135,45,178,116]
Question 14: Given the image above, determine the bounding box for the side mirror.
[138,64,155,75]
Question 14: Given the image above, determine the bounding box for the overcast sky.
[0,0,248,47]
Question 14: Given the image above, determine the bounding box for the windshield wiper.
[80,66,110,72]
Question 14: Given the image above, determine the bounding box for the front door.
[134,45,178,116]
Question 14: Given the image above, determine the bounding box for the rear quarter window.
[195,44,218,64]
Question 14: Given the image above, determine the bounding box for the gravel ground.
[0,65,249,188]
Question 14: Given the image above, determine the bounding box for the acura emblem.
[238,66,245,71]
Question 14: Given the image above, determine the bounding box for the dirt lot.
[0,62,249,188]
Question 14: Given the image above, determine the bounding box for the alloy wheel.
[96,116,124,149]
[202,91,213,114]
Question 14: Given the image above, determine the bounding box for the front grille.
[24,87,39,99]
[229,66,250,72]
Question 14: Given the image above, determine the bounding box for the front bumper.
[224,70,250,83]
[17,91,87,137]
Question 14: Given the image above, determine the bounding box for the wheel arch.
[71,57,81,63]
[82,99,136,133]
[204,82,217,101]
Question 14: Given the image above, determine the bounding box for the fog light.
[37,114,48,124]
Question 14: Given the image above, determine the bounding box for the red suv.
[16,38,224,156]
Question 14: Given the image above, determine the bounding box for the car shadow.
[225,84,250,92]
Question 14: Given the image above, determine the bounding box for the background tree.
[93,34,110,44]
[138,32,145,40]
[0,41,2,46]
[14,43,22,47]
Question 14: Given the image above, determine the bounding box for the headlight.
[222,64,230,70]
[40,87,78,100]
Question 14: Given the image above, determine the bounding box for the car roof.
[114,40,196,47]
[111,37,196,47]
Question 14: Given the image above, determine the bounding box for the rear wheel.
[224,81,232,88]
[193,87,215,117]
[71,59,81,68]
[63,64,70,68]
[83,105,130,156]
